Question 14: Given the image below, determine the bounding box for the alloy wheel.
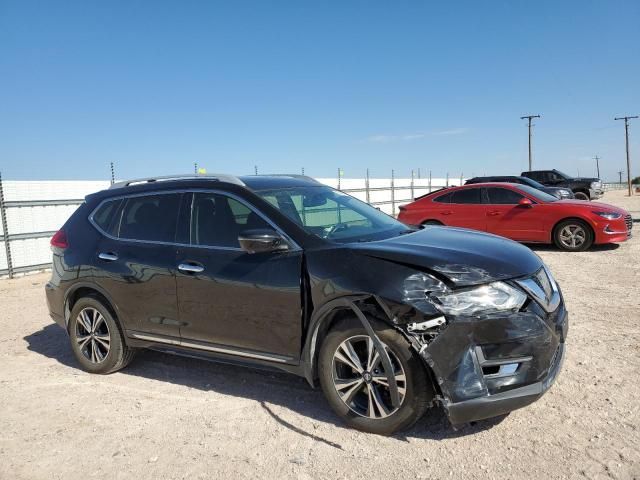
[331,335,406,419]
[75,307,111,363]
[559,224,586,249]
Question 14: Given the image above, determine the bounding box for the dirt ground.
[1,190,639,480]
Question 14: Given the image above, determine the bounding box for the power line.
[520,114,541,170]
[614,115,638,196]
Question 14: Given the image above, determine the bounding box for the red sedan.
[398,183,632,251]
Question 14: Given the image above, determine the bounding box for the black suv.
[45,174,568,434]
[465,175,575,199]
[521,169,603,201]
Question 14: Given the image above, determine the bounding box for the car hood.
[555,199,628,214]
[349,226,543,286]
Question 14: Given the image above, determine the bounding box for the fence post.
[446,172,449,187]
[391,169,395,216]
[429,170,432,192]
[0,173,13,278]
[410,169,415,200]
[460,172,463,186]
[301,167,305,175]
[338,168,341,190]
[254,165,258,175]
[365,168,370,203]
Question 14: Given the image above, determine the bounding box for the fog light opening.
[482,362,520,378]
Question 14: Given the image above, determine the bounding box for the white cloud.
[430,128,469,136]
[365,128,468,143]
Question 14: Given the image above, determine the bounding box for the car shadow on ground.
[526,243,620,253]
[24,323,506,445]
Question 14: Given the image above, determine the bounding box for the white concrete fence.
[0,176,457,277]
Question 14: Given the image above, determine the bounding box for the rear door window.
[119,193,181,242]
[486,187,525,204]
[450,188,482,204]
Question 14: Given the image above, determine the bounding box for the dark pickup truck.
[521,169,604,201]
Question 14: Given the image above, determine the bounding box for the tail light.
[50,229,68,249]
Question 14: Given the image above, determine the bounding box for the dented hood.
[349,226,543,286]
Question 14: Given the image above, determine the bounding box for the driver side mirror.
[238,229,289,254]
[518,197,533,208]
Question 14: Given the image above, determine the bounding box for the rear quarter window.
[91,199,123,236]
[433,192,452,203]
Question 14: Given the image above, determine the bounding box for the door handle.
[440,211,453,215]
[98,252,118,262]
[178,263,205,274]
[487,211,501,216]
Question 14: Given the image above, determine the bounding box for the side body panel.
[92,236,180,337]
[176,246,303,358]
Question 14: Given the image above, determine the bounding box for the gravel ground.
[1,190,639,480]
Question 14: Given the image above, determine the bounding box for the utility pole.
[110,162,115,184]
[615,115,638,196]
[520,114,541,170]
[618,170,623,184]
[593,156,600,178]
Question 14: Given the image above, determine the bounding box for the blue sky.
[1,1,638,181]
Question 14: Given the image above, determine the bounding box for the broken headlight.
[403,273,526,317]
[431,282,526,316]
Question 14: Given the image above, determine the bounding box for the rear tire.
[553,219,593,251]
[574,191,589,201]
[318,316,432,435]
[68,296,136,374]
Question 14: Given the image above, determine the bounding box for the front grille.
[625,214,633,232]
[516,266,560,313]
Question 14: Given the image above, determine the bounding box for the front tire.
[553,219,594,251]
[318,316,432,435]
[574,191,589,201]
[68,296,136,374]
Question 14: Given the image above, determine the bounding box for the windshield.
[517,185,558,202]
[521,177,546,189]
[255,185,411,242]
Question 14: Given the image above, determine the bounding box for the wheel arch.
[302,294,427,390]
[552,216,595,244]
[64,282,123,333]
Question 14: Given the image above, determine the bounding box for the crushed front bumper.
[419,297,568,425]
[444,341,565,424]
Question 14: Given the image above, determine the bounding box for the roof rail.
[109,174,246,189]
[255,174,321,184]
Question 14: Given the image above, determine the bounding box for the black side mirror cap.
[238,229,289,254]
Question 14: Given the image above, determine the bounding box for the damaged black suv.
[46,174,568,434]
